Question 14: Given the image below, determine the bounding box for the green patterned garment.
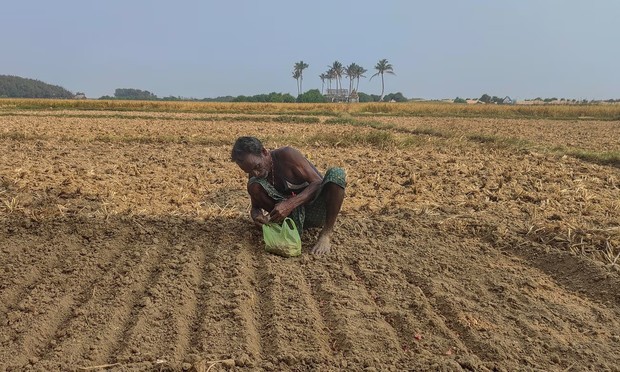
[249,167,346,234]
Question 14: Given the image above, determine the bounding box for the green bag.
[262,217,302,257]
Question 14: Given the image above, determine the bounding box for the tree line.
[293,59,396,101]
[100,88,408,103]
[0,75,74,99]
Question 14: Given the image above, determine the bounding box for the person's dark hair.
[231,136,264,162]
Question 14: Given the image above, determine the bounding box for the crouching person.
[231,136,346,254]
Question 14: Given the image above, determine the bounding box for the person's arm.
[269,148,322,222]
[248,183,272,227]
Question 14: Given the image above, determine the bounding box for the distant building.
[502,96,515,105]
[325,88,348,102]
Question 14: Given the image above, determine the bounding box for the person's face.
[235,150,269,178]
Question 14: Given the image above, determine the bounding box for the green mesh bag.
[262,218,302,257]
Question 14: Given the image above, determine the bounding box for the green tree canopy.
[297,89,326,103]
[0,75,74,98]
[114,88,158,100]
[370,59,395,101]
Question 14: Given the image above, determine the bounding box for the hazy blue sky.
[1,0,618,100]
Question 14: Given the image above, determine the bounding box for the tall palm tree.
[370,59,395,101]
[345,63,357,95]
[329,61,344,92]
[319,73,328,94]
[354,65,367,92]
[293,61,309,96]
[292,70,301,96]
[326,68,336,91]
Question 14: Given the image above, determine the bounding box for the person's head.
[231,136,270,178]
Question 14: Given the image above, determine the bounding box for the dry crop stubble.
[1,109,620,370]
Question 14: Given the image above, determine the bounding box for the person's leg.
[311,182,345,255]
[248,182,276,213]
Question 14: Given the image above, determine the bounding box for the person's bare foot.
[311,232,331,255]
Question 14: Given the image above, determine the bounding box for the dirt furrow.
[0,226,126,368]
[347,258,481,367]
[413,234,620,370]
[34,242,146,367]
[230,234,262,364]
[163,242,207,362]
[0,233,73,318]
[255,254,332,368]
[107,239,180,364]
[302,258,403,369]
[187,222,254,360]
[72,238,169,366]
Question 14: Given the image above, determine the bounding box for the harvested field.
[1,108,620,371]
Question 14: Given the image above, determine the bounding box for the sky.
[1,0,619,100]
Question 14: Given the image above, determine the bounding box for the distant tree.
[357,92,373,102]
[297,89,326,103]
[454,97,467,104]
[293,61,309,96]
[345,63,357,95]
[282,93,296,103]
[479,94,491,103]
[383,92,407,102]
[325,68,336,91]
[353,64,367,92]
[0,75,73,98]
[319,73,328,94]
[201,96,236,102]
[267,92,296,103]
[232,92,295,103]
[329,61,344,92]
[292,70,301,96]
[370,94,382,102]
[370,59,395,101]
[114,88,157,100]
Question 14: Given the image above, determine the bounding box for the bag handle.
[283,217,296,231]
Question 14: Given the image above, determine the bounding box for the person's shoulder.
[276,146,303,157]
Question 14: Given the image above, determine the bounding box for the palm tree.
[345,63,357,96]
[292,70,301,96]
[354,65,367,93]
[293,61,309,96]
[370,59,395,101]
[326,68,336,91]
[329,61,344,93]
[319,73,328,94]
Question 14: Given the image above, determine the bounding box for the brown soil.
[1,111,620,371]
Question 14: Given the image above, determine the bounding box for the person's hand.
[252,213,270,227]
[269,200,295,223]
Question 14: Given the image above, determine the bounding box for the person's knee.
[324,167,347,188]
[247,182,275,209]
[247,182,264,196]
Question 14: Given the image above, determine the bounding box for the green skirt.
[249,167,346,234]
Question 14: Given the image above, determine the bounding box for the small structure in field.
[324,88,348,102]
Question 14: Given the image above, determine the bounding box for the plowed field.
[1,111,620,371]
